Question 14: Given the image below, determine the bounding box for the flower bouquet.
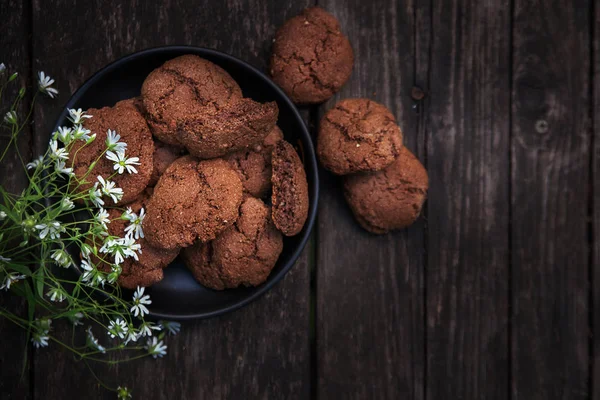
[0,64,179,399]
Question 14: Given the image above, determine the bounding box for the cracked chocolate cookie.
[88,194,180,289]
[177,97,279,159]
[270,7,354,104]
[148,141,184,186]
[317,98,403,175]
[225,125,284,198]
[141,54,242,146]
[271,141,309,236]
[182,196,283,290]
[343,147,428,234]
[73,99,154,206]
[143,156,243,249]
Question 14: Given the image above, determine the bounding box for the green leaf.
[8,263,31,276]
[34,267,45,298]
[23,281,35,322]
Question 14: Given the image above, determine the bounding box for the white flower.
[69,312,84,326]
[80,258,105,287]
[100,237,141,265]
[59,197,75,211]
[160,320,181,336]
[80,243,93,258]
[120,237,141,260]
[107,263,121,284]
[26,156,43,170]
[48,139,68,161]
[88,183,104,207]
[95,207,110,230]
[0,272,25,291]
[0,211,6,221]
[105,130,127,153]
[31,319,51,348]
[38,71,58,98]
[35,221,64,240]
[145,337,167,358]
[97,176,123,204]
[54,127,73,145]
[50,248,72,268]
[0,255,11,262]
[31,332,49,348]
[46,286,66,302]
[123,326,138,345]
[0,63,5,75]
[86,327,106,353]
[130,286,151,318]
[71,124,92,142]
[107,318,128,340]
[4,111,17,125]
[106,151,140,174]
[138,321,161,337]
[67,108,92,124]
[54,160,73,176]
[123,207,145,239]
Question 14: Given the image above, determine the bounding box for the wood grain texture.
[594,3,600,398]
[30,1,313,398]
[511,0,590,399]
[315,1,425,398]
[426,1,510,399]
[0,0,32,398]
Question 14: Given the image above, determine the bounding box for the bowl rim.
[53,45,319,320]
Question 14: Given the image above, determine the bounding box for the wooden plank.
[30,1,313,398]
[594,3,600,398]
[512,0,590,398]
[0,0,32,398]
[426,1,510,399]
[315,1,425,398]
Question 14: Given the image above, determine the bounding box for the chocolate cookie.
[141,55,242,146]
[226,125,284,198]
[271,141,309,236]
[88,194,179,289]
[73,99,154,206]
[177,97,279,159]
[317,98,403,175]
[343,147,428,234]
[182,196,283,290]
[148,141,184,186]
[143,156,243,249]
[270,7,354,104]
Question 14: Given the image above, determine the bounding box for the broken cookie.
[271,140,309,236]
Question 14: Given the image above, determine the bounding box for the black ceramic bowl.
[54,46,318,320]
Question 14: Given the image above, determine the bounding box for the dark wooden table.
[0,0,596,398]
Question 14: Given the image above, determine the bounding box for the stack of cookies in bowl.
[73,55,309,290]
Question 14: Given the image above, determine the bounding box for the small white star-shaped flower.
[49,139,68,161]
[131,286,152,318]
[67,108,92,124]
[106,150,140,174]
[105,129,127,153]
[38,71,58,98]
[96,175,123,204]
